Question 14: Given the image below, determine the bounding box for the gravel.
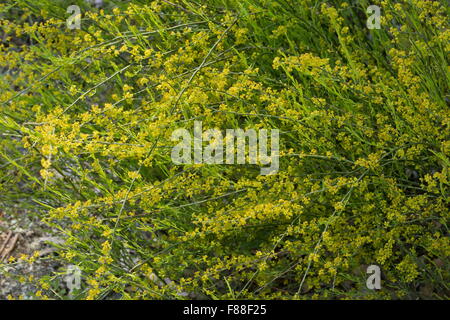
[0,208,64,299]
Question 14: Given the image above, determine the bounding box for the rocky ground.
[0,208,64,299]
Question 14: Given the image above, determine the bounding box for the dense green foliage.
[0,0,449,299]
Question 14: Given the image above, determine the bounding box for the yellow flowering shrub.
[0,0,448,299]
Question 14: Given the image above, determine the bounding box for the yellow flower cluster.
[0,0,448,300]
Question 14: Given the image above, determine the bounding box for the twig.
[0,231,13,257]
[0,233,19,262]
